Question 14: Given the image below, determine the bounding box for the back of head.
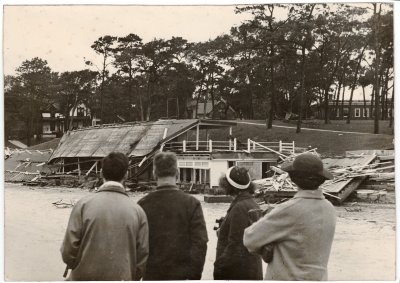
[102,152,129,182]
[219,166,255,195]
[153,152,178,178]
[281,152,332,190]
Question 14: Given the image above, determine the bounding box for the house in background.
[41,102,93,136]
[313,100,392,120]
[187,99,237,119]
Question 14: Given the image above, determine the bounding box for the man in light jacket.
[244,153,337,281]
[61,152,149,281]
[138,152,208,280]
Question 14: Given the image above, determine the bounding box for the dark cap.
[226,166,251,189]
[280,153,333,180]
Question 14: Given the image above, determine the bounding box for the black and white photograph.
[2,1,397,281]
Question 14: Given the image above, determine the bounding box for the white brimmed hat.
[226,166,251,190]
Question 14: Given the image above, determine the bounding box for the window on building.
[354,108,361,118]
[343,108,349,118]
[77,107,85,117]
[363,108,370,118]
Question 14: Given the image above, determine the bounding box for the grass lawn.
[264,119,394,135]
[207,120,394,156]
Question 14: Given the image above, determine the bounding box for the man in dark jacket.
[138,152,208,280]
[60,152,149,281]
[214,166,263,280]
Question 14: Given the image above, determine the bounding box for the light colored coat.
[244,189,336,281]
[61,181,149,281]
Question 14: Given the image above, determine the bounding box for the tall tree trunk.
[371,86,375,118]
[362,86,366,118]
[373,3,382,134]
[347,45,366,124]
[381,68,389,120]
[195,75,205,119]
[268,62,276,129]
[210,74,215,119]
[69,94,79,130]
[389,86,394,128]
[100,55,107,125]
[335,80,342,119]
[297,45,306,133]
[341,85,345,119]
[267,46,275,129]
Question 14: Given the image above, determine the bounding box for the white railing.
[163,139,295,154]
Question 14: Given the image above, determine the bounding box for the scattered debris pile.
[254,149,394,204]
[4,148,55,183]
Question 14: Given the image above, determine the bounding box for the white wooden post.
[209,140,212,152]
[183,140,186,152]
[62,158,65,174]
[279,141,282,152]
[229,126,232,150]
[234,138,237,152]
[196,125,199,151]
[162,128,168,139]
[247,139,251,152]
[78,157,81,176]
[292,141,295,153]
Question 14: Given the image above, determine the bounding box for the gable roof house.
[48,119,295,188]
[187,99,237,120]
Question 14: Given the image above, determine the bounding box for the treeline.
[5,3,393,145]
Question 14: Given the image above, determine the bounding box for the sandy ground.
[4,183,396,281]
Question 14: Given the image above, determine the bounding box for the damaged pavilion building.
[47,119,295,190]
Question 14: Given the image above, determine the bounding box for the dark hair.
[102,152,129,182]
[153,152,178,178]
[219,176,256,196]
[288,171,326,190]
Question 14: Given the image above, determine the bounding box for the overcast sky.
[4,5,252,75]
[3,2,396,100]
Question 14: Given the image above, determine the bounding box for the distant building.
[41,102,93,136]
[187,99,237,119]
[313,100,392,120]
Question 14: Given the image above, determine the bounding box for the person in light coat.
[61,152,149,281]
[244,153,337,281]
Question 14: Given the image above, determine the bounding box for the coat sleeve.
[135,207,149,280]
[243,202,298,253]
[213,205,249,278]
[188,201,208,280]
[60,201,83,269]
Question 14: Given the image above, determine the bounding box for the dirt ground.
[4,183,396,281]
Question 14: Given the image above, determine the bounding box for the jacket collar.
[293,189,325,200]
[228,191,253,212]
[156,184,179,191]
[98,181,128,196]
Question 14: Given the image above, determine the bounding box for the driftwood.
[52,199,76,208]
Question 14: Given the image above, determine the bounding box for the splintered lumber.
[255,153,380,204]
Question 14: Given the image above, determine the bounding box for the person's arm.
[244,202,297,253]
[135,207,149,280]
[188,201,208,280]
[60,202,83,269]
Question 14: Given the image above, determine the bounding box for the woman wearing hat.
[213,166,263,280]
[243,153,337,280]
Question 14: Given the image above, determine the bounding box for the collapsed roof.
[48,119,236,163]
